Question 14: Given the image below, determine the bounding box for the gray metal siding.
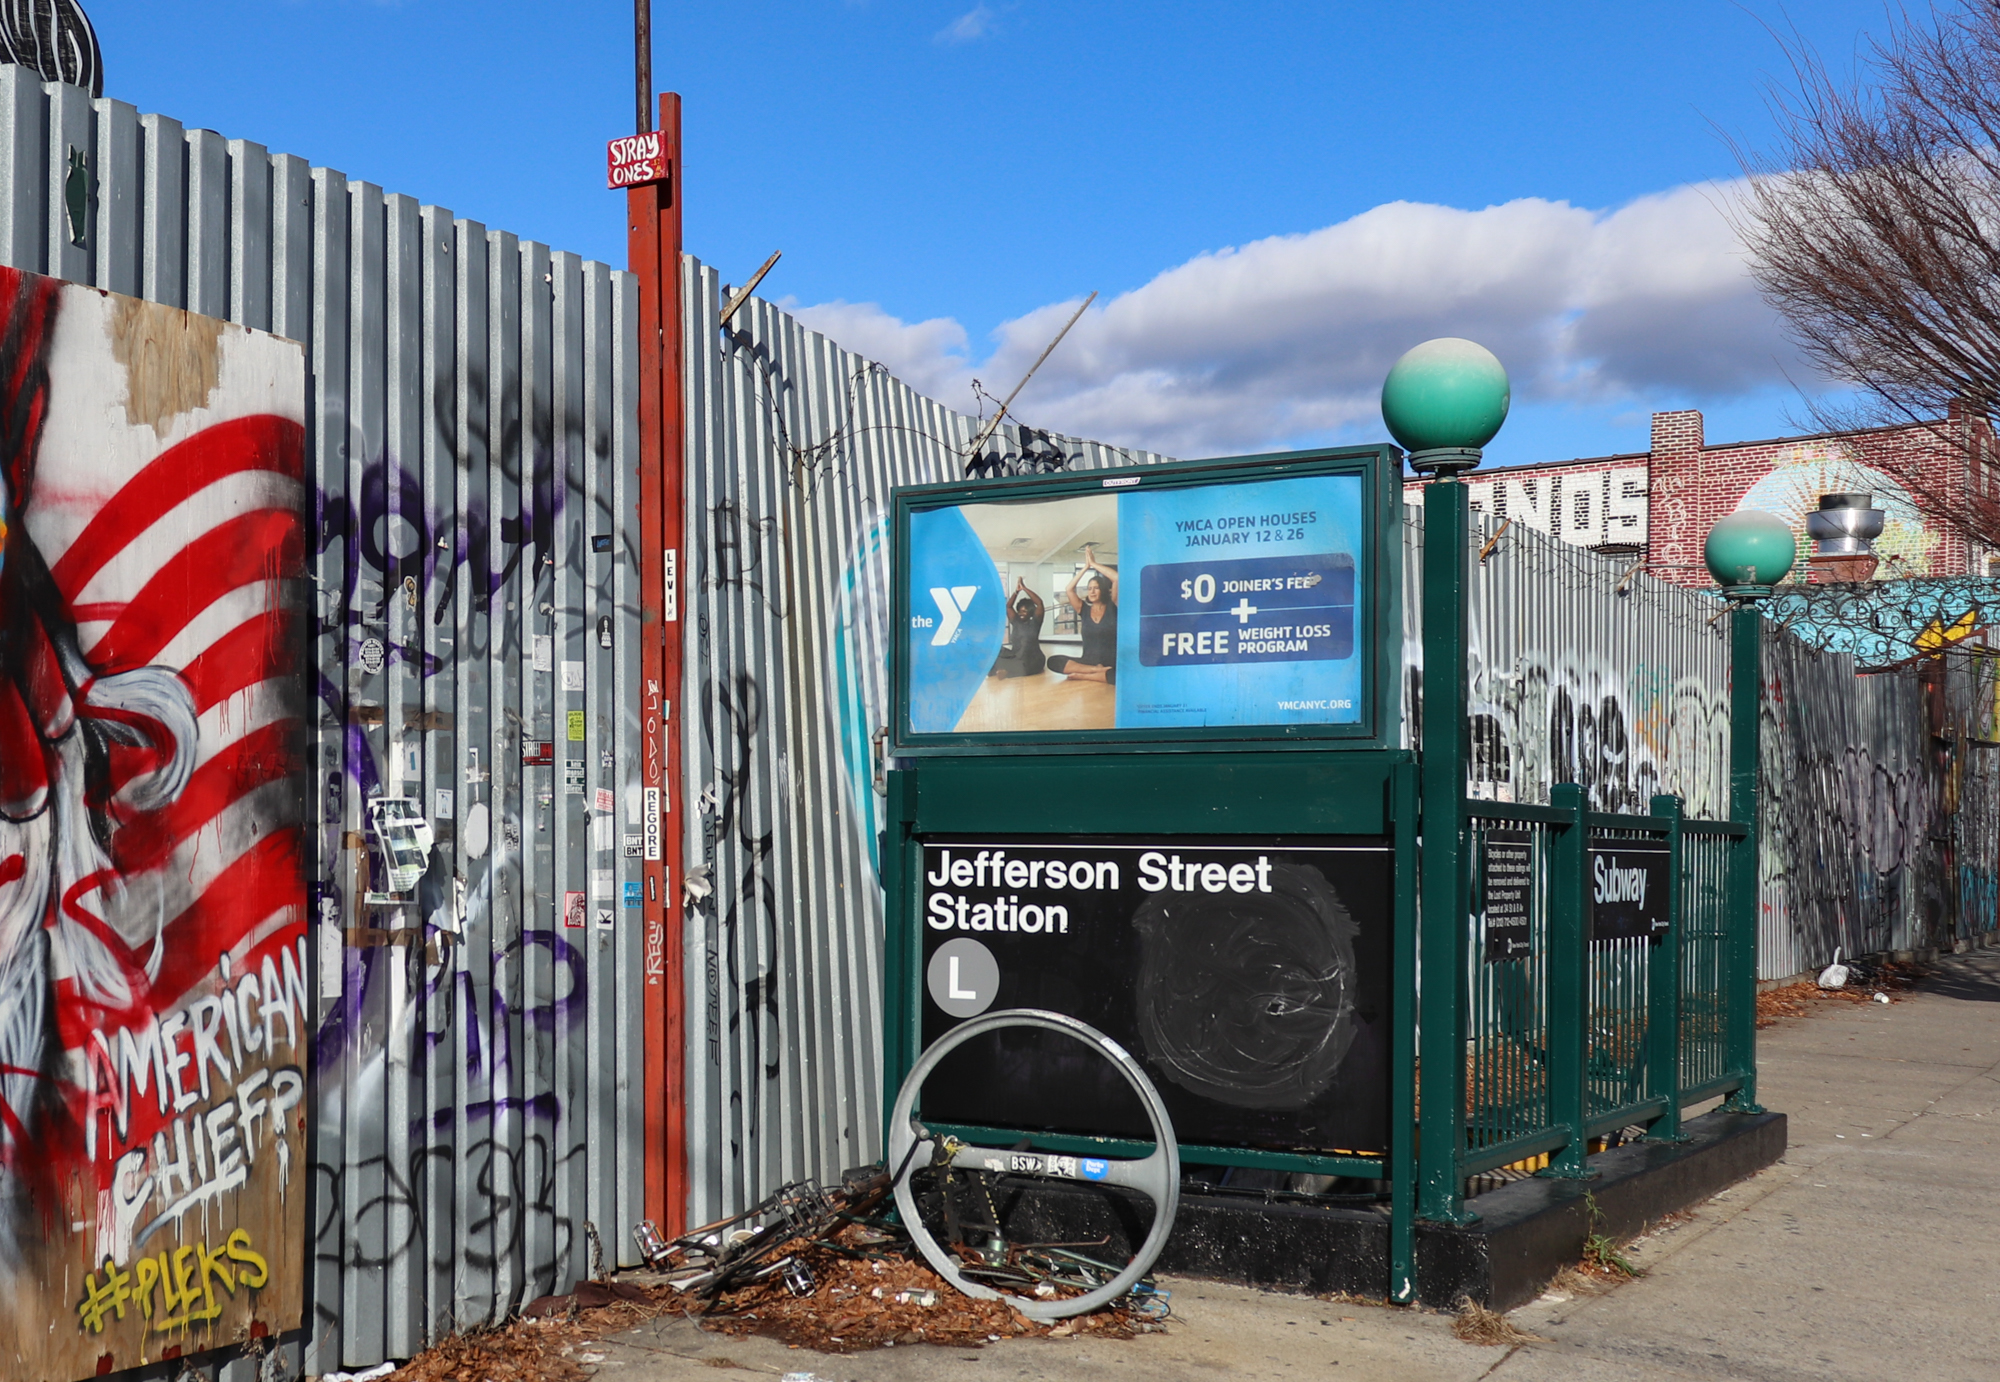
[1459,508,1733,818]
[679,259,1172,1227]
[1755,633,2000,977]
[0,67,646,1375]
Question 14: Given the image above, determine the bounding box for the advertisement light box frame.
[891,446,1402,755]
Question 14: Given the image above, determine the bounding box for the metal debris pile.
[634,1165,1169,1353]
[688,1222,1160,1353]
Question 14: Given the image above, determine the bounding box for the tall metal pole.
[629,91,686,1231]
[1388,758,1421,1298]
[636,1,653,135]
[1725,607,1765,1113]
[1542,782,1593,1179]
[1644,793,1687,1141]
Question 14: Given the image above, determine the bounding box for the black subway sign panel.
[1590,839,1671,942]
[916,837,1393,1154]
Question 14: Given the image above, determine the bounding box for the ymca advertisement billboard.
[893,452,1393,749]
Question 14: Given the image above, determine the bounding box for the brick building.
[1406,408,1997,586]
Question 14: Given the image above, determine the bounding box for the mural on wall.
[1733,441,1943,575]
[0,268,306,1381]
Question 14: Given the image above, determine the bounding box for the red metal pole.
[629,91,686,1235]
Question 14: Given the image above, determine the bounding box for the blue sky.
[88,1,1895,466]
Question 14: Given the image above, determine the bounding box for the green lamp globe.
[1704,510,1796,596]
[1380,338,1511,473]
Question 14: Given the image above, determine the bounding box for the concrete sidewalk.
[591,951,2000,1381]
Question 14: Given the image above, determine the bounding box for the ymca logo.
[928,585,978,645]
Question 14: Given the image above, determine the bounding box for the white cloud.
[789,180,1806,457]
[785,300,970,400]
[935,5,996,44]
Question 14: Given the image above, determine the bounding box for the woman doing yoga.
[1047,547,1118,684]
[988,578,1047,678]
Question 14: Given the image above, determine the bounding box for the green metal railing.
[1677,824,1738,1104]
[1462,812,1557,1174]
[1448,793,1751,1203]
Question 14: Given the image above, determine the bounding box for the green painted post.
[1389,758,1420,1300]
[1540,783,1596,1179]
[1724,608,1765,1113]
[881,767,919,1145]
[1644,793,1688,1142]
[1417,478,1476,1224]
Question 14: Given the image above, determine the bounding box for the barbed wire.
[1406,503,1732,643]
[719,314,1164,499]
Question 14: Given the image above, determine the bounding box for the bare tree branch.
[1734,1,2000,553]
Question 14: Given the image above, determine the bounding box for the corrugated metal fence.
[1401,503,1732,812]
[0,67,648,1376]
[677,255,1171,1227]
[1409,499,1999,978]
[1460,507,1733,818]
[1757,634,2000,976]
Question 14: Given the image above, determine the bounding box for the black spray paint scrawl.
[1131,861,1359,1111]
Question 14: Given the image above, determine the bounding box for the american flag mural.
[0,266,307,1381]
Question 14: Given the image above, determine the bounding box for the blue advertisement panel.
[1118,475,1363,728]
[902,470,1368,736]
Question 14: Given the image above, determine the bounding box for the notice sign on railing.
[1482,830,1534,961]
[1591,840,1671,941]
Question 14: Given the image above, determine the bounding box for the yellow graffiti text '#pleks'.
[75,1228,270,1335]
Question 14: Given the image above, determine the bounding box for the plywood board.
[0,267,307,1381]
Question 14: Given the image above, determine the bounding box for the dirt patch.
[695,1225,1161,1354]
[382,1227,1162,1377]
[384,1306,647,1382]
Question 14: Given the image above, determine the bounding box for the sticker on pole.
[607,131,670,189]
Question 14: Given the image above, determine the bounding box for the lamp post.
[1381,337,1511,476]
[1704,509,1793,1115]
[1385,339,1510,1223]
[1705,509,1798,600]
